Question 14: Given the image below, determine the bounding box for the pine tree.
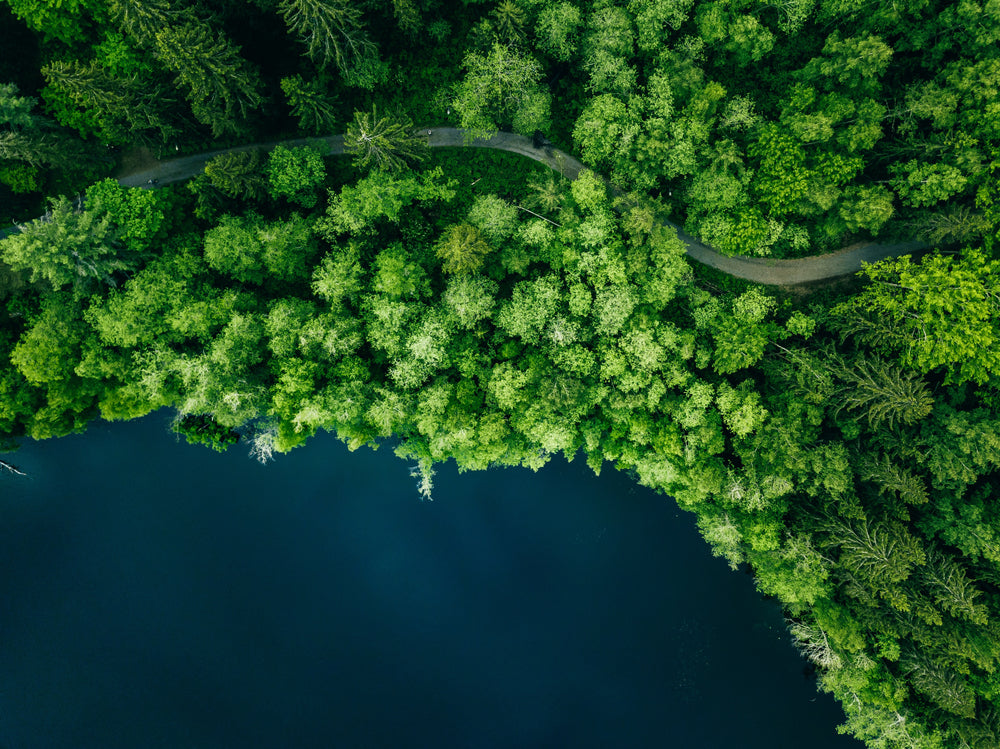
[1,196,127,293]
[821,513,925,593]
[43,60,177,143]
[280,75,339,135]
[492,1,526,44]
[0,131,91,168]
[108,0,178,44]
[902,651,977,718]
[279,0,375,73]
[345,106,426,172]
[909,204,990,247]
[833,355,934,430]
[154,22,263,137]
[921,549,988,625]
[859,453,929,507]
[204,150,267,200]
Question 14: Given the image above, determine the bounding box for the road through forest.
[14,127,929,286]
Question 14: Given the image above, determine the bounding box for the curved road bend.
[46,128,930,286]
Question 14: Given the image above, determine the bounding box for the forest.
[1,0,999,746]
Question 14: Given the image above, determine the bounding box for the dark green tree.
[42,60,177,144]
[154,22,264,137]
[279,0,375,73]
[345,106,426,172]
[204,150,267,200]
[832,356,935,431]
[280,75,339,135]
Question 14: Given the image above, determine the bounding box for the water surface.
[0,415,858,748]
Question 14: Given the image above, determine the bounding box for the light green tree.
[266,145,327,208]
[203,212,315,284]
[3,0,108,44]
[452,42,551,139]
[435,223,492,275]
[536,2,583,61]
[1,197,130,293]
[108,0,178,44]
[833,249,1000,384]
[84,178,167,253]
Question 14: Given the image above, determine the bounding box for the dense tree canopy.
[1,2,999,747]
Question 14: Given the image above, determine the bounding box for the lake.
[0,413,859,748]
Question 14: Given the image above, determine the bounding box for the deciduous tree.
[452,42,551,139]
[435,223,492,275]
[834,249,1000,384]
[266,145,327,208]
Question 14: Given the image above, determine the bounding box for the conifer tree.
[0,131,91,168]
[0,83,91,167]
[859,454,929,508]
[108,0,178,44]
[280,75,339,135]
[920,549,988,625]
[833,356,934,430]
[491,1,526,44]
[42,60,177,143]
[345,106,426,172]
[204,151,267,200]
[279,0,375,73]
[902,652,977,718]
[1,197,126,293]
[154,22,263,137]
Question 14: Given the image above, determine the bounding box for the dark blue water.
[0,414,858,749]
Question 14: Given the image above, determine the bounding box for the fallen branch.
[0,459,27,477]
[516,204,561,227]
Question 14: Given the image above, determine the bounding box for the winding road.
[24,128,930,286]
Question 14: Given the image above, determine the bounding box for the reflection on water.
[0,414,859,749]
